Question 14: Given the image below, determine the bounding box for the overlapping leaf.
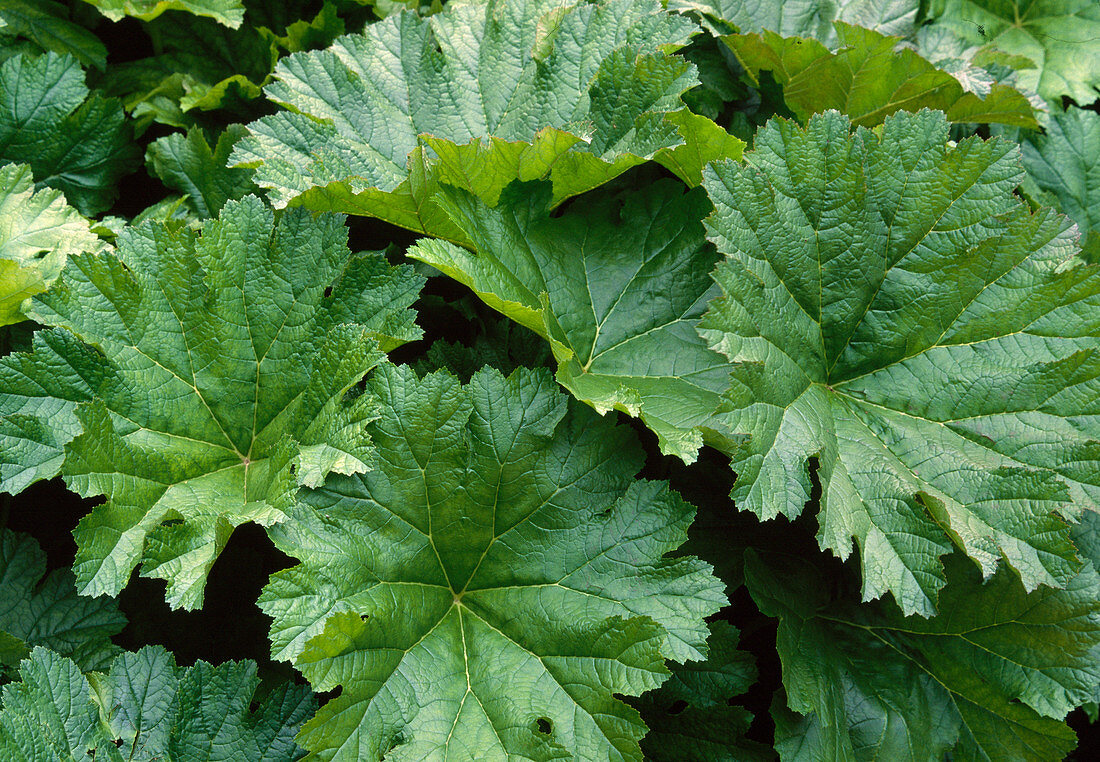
[0,53,139,215]
[699,109,1100,616]
[670,0,919,43]
[15,196,423,609]
[409,179,735,462]
[0,162,108,326]
[79,0,244,26]
[146,125,260,219]
[748,549,1100,761]
[0,645,314,760]
[0,529,125,679]
[259,364,726,760]
[726,22,1038,127]
[1018,106,1100,254]
[99,12,277,130]
[0,329,104,495]
[632,621,769,761]
[232,0,745,244]
[924,0,1100,105]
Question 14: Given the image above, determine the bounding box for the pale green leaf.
[0,162,108,326]
[699,109,1100,615]
[726,22,1039,127]
[259,364,726,760]
[925,0,1100,105]
[669,0,919,43]
[22,196,423,609]
[408,179,735,462]
[78,0,244,27]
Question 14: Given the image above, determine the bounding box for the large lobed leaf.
[748,548,1100,761]
[725,22,1039,127]
[409,179,735,462]
[145,125,260,220]
[259,364,726,760]
[232,0,744,244]
[12,196,423,609]
[0,645,314,760]
[698,109,1100,616]
[0,53,139,216]
[0,529,125,678]
[0,162,108,327]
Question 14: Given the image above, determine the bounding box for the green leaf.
[0,645,314,761]
[0,529,125,675]
[259,364,726,760]
[145,125,260,219]
[726,22,1039,127]
[1018,106,1100,254]
[633,621,771,761]
[0,0,107,70]
[925,0,1100,105]
[78,0,244,27]
[231,0,738,243]
[669,0,920,43]
[0,328,104,495]
[22,196,424,609]
[699,109,1100,616]
[747,548,1100,761]
[408,179,735,462]
[0,163,108,327]
[0,53,139,215]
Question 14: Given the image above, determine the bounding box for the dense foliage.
[1,1,1099,760]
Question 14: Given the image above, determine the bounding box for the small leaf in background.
[22,197,423,609]
[259,364,726,760]
[699,109,1100,616]
[924,0,1100,106]
[0,645,314,760]
[747,548,1100,761]
[0,162,109,326]
[0,53,140,215]
[145,125,260,219]
[0,529,125,678]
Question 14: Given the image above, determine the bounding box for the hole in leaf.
[323,286,333,297]
[535,717,553,735]
[667,699,689,716]
[289,464,296,475]
[161,518,183,527]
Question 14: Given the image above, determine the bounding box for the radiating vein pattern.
[16,196,423,609]
[699,109,1100,616]
[260,364,726,761]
